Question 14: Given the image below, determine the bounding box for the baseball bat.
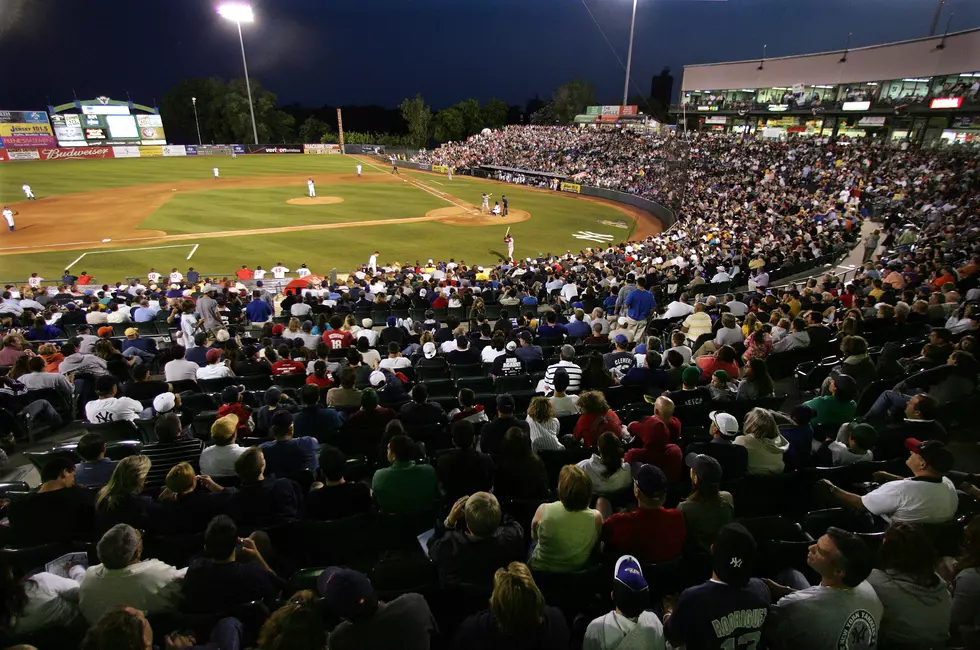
[505,226,510,237]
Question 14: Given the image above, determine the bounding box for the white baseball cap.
[709,411,739,438]
[153,392,177,414]
[423,341,437,359]
[369,371,387,387]
[505,341,517,352]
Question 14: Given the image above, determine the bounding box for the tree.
[551,79,596,124]
[399,94,432,149]
[481,98,509,130]
[299,116,328,143]
[160,77,226,144]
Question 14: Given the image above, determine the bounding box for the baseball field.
[0,154,661,283]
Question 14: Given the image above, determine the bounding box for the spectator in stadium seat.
[547,369,580,416]
[447,334,481,366]
[663,349,686,392]
[74,432,118,488]
[140,412,204,489]
[572,390,623,449]
[627,395,680,446]
[680,303,712,345]
[304,445,372,521]
[18,354,72,397]
[762,528,882,650]
[771,318,811,354]
[343,389,394,458]
[577,431,632,501]
[122,364,170,403]
[327,367,362,408]
[182,514,285,615]
[224,447,303,531]
[245,290,273,323]
[481,335,506,365]
[163,345,199,383]
[8,456,95,545]
[529,465,602,572]
[79,524,186,625]
[447,388,489,424]
[86,375,143,424]
[196,348,234,380]
[319,566,437,650]
[492,428,550,504]
[736,357,775,401]
[525,396,562,453]
[428,492,525,593]
[733,408,789,475]
[677,453,733,553]
[399,383,448,430]
[867,522,951,648]
[372,434,439,515]
[490,341,526,379]
[480,394,530,456]
[873,393,946,459]
[822,438,957,524]
[379,342,412,372]
[666,366,711,408]
[293,383,345,442]
[381,316,407,348]
[583,555,665,650]
[515,330,544,364]
[95,455,164,535]
[825,422,877,466]
[233,344,272,377]
[251,387,298,438]
[624,416,683,483]
[695,344,740,381]
[565,309,592,338]
[200,414,247,478]
[437,421,495,504]
[777,404,816,470]
[259,409,320,479]
[601,463,685,564]
[537,311,566,339]
[452,561,568,650]
[157,462,231,535]
[663,523,769,649]
[803,373,858,428]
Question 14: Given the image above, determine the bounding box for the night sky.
[1,0,977,111]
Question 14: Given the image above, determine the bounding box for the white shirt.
[583,610,665,650]
[199,443,247,477]
[296,267,312,278]
[213,167,219,176]
[28,276,42,288]
[79,560,186,624]
[2,209,14,226]
[577,455,633,495]
[197,364,233,379]
[379,357,412,371]
[22,184,31,194]
[272,266,289,278]
[861,476,958,523]
[169,271,183,283]
[548,394,580,416]
[148,272,161,283]
[253,269,267,280]
[482,347,505,363]
[85,396,143,423]
[165,359,200,382]
[290,302,313,317]
[663,301,694,319]
[307,180,315,187]
[527,416,564,453]
[15,569,85,635]
[368,254,377,270]
[356,165,362,173]
[725,300,748,317]
[561,283,579,301]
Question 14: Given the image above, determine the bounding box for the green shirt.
[371,460,439,514]
[529,501,599,573]
[803,395,857,427]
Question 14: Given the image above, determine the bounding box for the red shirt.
[216,403,251,434]
[627,416,681,445]
[431,294,449,309]
[271,360,305,375]
[236,268,253,280]
[600,507,686,563]
[77,274,92,286]
[322,330,353,350]
[573,410,623,448]
[695,356,739,380]
[306,374,333,388]
[624,444,684,482]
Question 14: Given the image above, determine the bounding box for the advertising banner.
[36,147,114,161]
[304,143,341,154]
[842,101,871,111]
[930,97,963,109]
[0,123,56,148]
[162,145,186,157]
[705,116,728,124]
[416,163,432,171]
[432,164,448,174]
[185,145,198,156]
[857,116,886,127]
[232,144,245,154]
[247,144,303,154]
[6,149,40,161]
[560,182,581,194]
[112,146,140,158]
[138,145,164,157]
[0,150,6,162]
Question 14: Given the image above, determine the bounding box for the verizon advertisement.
[246,144,303,154]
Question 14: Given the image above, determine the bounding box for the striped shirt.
[543,360,582,393]
[140,439,204,489]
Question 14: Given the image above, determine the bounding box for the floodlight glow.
[218,3,254,23]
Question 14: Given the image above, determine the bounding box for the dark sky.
[1,0,977,111]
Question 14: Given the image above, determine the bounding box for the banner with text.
[304,143,341,154]
[138,145,164,157]
[5,149,40,160]
[162,145,187,157]
[247,144,303,154]
[0,110,56,148]
[37,147,115,161]
[112,146,140,158]
[560,182,582,194]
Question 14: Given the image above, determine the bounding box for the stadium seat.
[83,420,142,444]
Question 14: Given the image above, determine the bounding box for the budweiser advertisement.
[37,147,115,161]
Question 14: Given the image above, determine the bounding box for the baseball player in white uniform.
[147,268,161,284]
[505,232,514,261]
[271,263,290,279]
[492,202,502,217]
[253,266,267,280]
[169,268,183,284]
[2,206,16,232]
[213,167,220,179]
[481,193,491,214]
[447,167,453,181]
[28,273,43,289]
[297,264,312,278]
[356,164,362,177]
[368,251,379,274]
[22,184,35,200]
[307,177,316,197]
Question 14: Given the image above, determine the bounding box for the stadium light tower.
[218,3,260,145]
[623,0,638,106]
[191,97,202,146]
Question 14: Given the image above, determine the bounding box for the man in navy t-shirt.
[664,522,770,649]
[259,409,320,479]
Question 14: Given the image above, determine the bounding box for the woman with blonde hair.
[452,561,569,649]
[95,455,161,533]
[734,408,789,475]
[528,465,602,573]
[741,312,760,338]
[525,397,562,452]
[283,317,302,339]
[157,462,227,534]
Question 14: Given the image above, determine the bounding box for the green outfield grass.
[0,155,634,283]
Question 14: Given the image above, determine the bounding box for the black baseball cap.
[905,438,954,474]
[631,463,666,497]
[496,394,515,414]
[686,453,723,484]
[317,567,376,620]
[713,523,757,588]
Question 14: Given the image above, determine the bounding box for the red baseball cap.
[905,438,954,473]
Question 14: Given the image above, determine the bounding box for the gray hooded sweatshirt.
[582,610,665,650]
[867,568,950,647]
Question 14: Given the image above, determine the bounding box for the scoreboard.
[50,104,166,147]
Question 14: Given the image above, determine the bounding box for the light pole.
[218,3,259,145]
[623,0,638,106]
[191,96,202,146]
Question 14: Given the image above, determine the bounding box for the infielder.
[356,164,363,177]
[481,193,491,214]
[390,156,399,175]
[447,167,453,181]
[308,177,316,197]
[505,231,514,261]
[368,250,379,274]
[22,183,35,200]
[213,167,220,179]
[2,206,16,232]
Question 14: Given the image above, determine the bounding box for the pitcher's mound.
[287,196,345,206]
[428,206,531,226]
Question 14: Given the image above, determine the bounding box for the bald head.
[655,396,675,420]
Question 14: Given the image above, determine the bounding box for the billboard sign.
[304,143,342,154]
[6,149,40,160]
[930,97,963,109]
[586,105,639,116]
[0,110,56,148]
[81,104,131,115]
[705,116,728,124]
[247,144,303,154]
[842,101,871,111]
[112,146,140,158]
[37,147,115,161]
[857,116,886,127]
[232,144,245,154]
[162,145,186,157]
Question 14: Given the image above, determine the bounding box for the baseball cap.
[613,555,648,592]
[709,411,739,438]
[682,366,701,386]
[618,316,628,325]
[153,392,177,414]
[78,323,91,332]
[686,452,723,484]
[202,284,215,293]
[205,348,222,363]
[422,341,437,359]
[386,316,397,327]
[905,438,954,473]
[362,318,373,328]
[211,413,239,440]
[830,373,857,397]
[221,384,245,403]
[270,409,294,429]
[272,324,285,336]
[264,387,283,405]
[496,394,516,414]
[505,340,517,352]
[317,567,376,620]
[614,334,628,345]
[713,369,730,382]
[520,331,533,343]
[631,463,667,497]
[369,370,387,387]
[124,327,138,337]
[712,523,758,588]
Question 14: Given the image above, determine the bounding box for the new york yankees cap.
[712,523,757,588]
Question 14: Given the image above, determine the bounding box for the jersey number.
[721,632,760,650]
[330,339,343,350]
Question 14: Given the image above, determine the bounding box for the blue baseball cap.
[614,555,648,592]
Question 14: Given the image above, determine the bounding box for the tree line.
[161,77,607,147]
